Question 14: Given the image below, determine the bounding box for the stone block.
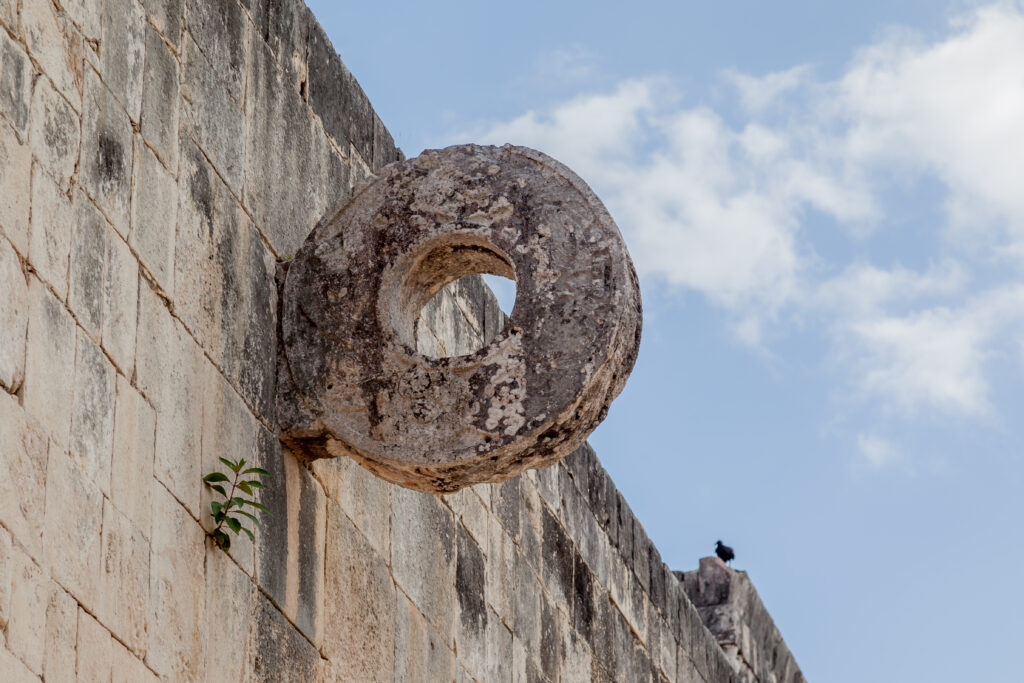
[200,364,257,575]
[572,551,597,648]
[27,60,81,188]
[28,167,72,298]
[321,502,394,679]
[68,194,106,336]
[394,591,454,683]
[309,453,390,560]
[140,23,179,170]
[485,606,513,683]
[45,447,103,611]
[391,486,456,640]
[539,596,561,682]
[175,139,276,415]
[141,0,183,48]
[0,526,10,631]
[99,500,149,655]
[100,222,138,372]
[100,0,145,122]
[0,236,27,392]
[44,584,78,683]
[24,273,78,426]
[0,389,48,563]
[204,548,253,683]
[129,142,176,295]
[511,553,541,658]
[135,283,204,514]
[0,23,32,138]
[0,121,31,253]
[7,549,46,674]
[541,504,574,613]
[185,0,247,102]
[451,486,488,552]
[0,643,38,682]
[0,0,16,36]
[306,18,373,162]
[559,607,594,683]
[60,0,101,42]
[80,69,133,238]
[633,518,652,592]
[484,516,515,625]
[77,608,113,683]
[112,638,158,683]
[372,111,401,172]
[147,482,204,681]
[111,375,155,537]
[70,330,115,495]
[247,594,319,682]
[246,0,309,85]
[456,523,488,677]
[181,33,244,192]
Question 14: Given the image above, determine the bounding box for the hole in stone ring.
[379,232,517,359]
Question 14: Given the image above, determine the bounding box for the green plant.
[202,458,271,551]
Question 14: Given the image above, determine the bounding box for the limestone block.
[244,31,324,257]
[175,139,276,416]
[100,222,138,372]
[8,549,46,674]
[0,644,38,683]
[0,392,47,562]
[539,596,562,682]
[247,594,319,682]
[540,504,574,614]
[511,553,541,658]
[44,448,103,611]
[28,167,72,298]
[310,453,391,560]
[391,486,456,639]
[68,194,106,335]
[571,555,597,649]
[0,0,16,34]
[60,0,100,43]
[0,121,31,254]
[111,375,155,537]
[278,145,641,493]
[70,330,115,495]
[633,519,653,593]
[80,69,133,238]
[204,549,253,683]
[559,607,594,682]
[0,236,27,392]
[0,26,32,139]
[0,526,9,631]
[112,638,158,683]
[181,33,244,192]
[129,143,176,295]
[44,584,78,683]
[77,608,112,683]
[135,283,204,514]
[485,606,513,683]
[147,483,204,681]
[455,523,488,679]
[200,364,256,575]
[28,76,80,190]
[484,517,515,625]
[99,500,149,655]
[245,0,309,85]
[394,591,454,683]
[140,24,179,170]
[451,486,488,551]
[185,0,247,102]
[321,502,394,679]
[141,0,183,48]
[100,0,145,122]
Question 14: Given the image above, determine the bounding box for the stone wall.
[0,0,802,680]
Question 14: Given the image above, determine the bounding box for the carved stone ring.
[277,144,641,493]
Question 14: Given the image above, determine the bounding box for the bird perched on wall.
[715,540,735,564]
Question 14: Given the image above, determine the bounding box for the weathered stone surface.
[130,142,177,294]
[78,608,113,683]
[0,30,31,140]
[185,0,248,102]
[394,591,454,683]
[111,375,156,537]
[44,584,79,683]
[112,638,158,683]
[22,0,86,109]
[29,169,73,298]
[60,0,101,43]
[0,236,27,392]
[0,121,31,253]
[140,23,179,169]
[0,526,10,632]
[23,276,75,451]
[322,502,395,679]
[99,500,149,655]
[28,71,80,190]
[455,522,488,677]
[101,222,138,371]
[279,144,642,493]
[0,0,17,41]
[141,0,184,48]
[8,548,46,674]
[80,69,133,238]
[100,0,145,122]
[68,195,107,335]
[310,452,391,559]
[0,394,47,563]
[204,548,253,683]
[148,483,205,681]
[248,593,320,682]
[44,447,103,611]
[70,330,116,494]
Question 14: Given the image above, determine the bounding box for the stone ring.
[277,144,641,492]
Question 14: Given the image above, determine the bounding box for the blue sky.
[308,2,1024,680]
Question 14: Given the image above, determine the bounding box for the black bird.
[715,540,735,564]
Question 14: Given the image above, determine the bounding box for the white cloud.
[856,433,901,470]
[460,2,1024,419]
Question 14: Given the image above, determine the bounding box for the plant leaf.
[240,526,255,542]
[241,480,265,489]
[242,467,270,476]
[218,457,239,472]
[214,530,231,550]
[203,472,230,483]
[237,482,253,496]
[237,510,261,527]
[242,500,270,514]
[210,484,227,497]
[211,501,222,515]
[226,517,242,534]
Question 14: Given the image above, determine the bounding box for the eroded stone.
[279,144,641,492]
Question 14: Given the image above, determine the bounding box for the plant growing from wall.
[203,458,271,551]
